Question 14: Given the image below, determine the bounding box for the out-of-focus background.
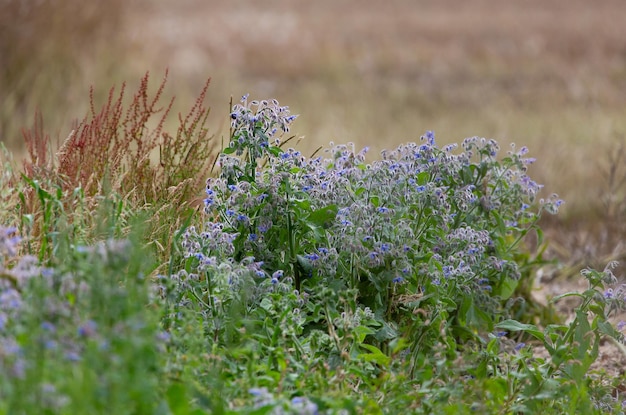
[2,0,626,269]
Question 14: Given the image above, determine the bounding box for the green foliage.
[1,92,625,414]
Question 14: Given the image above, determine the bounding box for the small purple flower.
[41,321,56,332]
[424,130,435,146]
[156,331,171,343]
[78,320,98,338]
[65,351,81,362]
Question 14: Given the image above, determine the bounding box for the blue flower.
[305,253,320,261]
[424,130,435,145]
[41,321,56,332]
[78,320,98,337]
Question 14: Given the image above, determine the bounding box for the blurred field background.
[2,0,626,269]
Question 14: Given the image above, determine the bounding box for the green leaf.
[293,199,311,210]
[495,319,545,341]
[463,299,493,331]
[490,210,507,237]
[296,254,314,275]
[374,320,398,342]
[416,171,430,186]
[267,145,282,157]
[306,204,338,228]
[498,276,518,300]
[389,337,410,354]
[222,146,236,155]
[353,325,376,343]
[260,297,273,312]
[358,344,391,367]
[165,383,189,414]
[596,319,616,336]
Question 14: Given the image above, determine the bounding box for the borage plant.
[175,95,562,369]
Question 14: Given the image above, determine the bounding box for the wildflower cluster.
[581,261,626,332]
[5,89,626,413]
[225,94,298,179]
[179,96,563,356]
[1,228,166,412]
[1,227,51,382]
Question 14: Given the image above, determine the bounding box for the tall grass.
[15,72,218,265]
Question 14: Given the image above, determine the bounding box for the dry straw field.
[2,0,626,266]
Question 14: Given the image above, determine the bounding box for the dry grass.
[0,0,132,149]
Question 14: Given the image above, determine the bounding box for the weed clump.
[16,72,217,262]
